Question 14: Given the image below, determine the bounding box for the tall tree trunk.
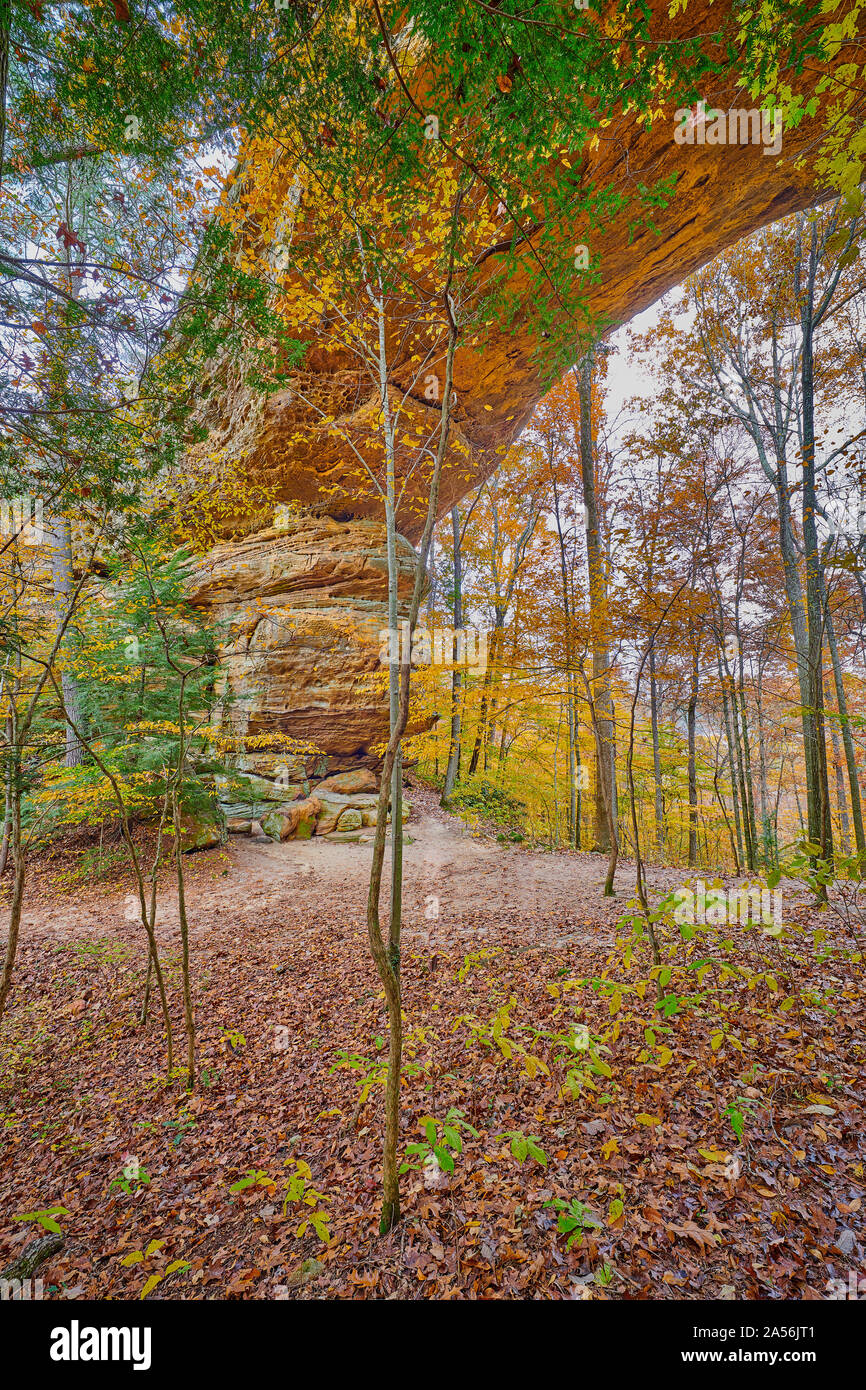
[442,506,462,802]
[467,619,500,775]
[172,788,196,1087]
[727,662,755,871]
[799,218,833,870]
[0,752,23,1024]
[713,758,740,873]
[50,515,84,768]
[170,685,195,1090]
[719,667,745,869]
[566,678,580,848]
[824,593,865,854]
[825,679,851,855]
[551,477,580,848]
[754,668,775,866]
[687,648,699,868]
[578,352,615,853]
[649,646,664,858]
[495,623,519,780]
[378,297,403,1234]
[366,291,457,1234]
[771,468,823,858]
[0,758,10,877]
[552,705,562,846]
[594,696,619,895]
[573,698,582,851]
[736,649,760,866]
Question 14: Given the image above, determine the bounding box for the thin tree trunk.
[727,665,755,871]
[47,672,174,1072]
[467,620,500,775]
[442,507,462,802]
[376,288,403,1235]
[0,759,23,1023]
[736,655,759,867]
[649,647,664,858]
[825,680,850,855]
[754,667,774,866]
[713,757,740,873]
[824,594,865,854]
[0,543,97,1026]
[573,695,582,851]
[578,352,615,853]
[551,476,579,848]
[799,218,833,873]
[140,790,169,1026]
[366,283,458,1234]
[0,760,10,877]
[50,515,85,768]
[552,704,561,847]
[581,663,618,894]
[687,648,699,868]
[171,689,195,1090]
[719,668,745,868]
[772,468,822,858]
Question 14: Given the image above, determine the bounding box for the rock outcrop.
[262,798,321,841]
[187,513,422,764]
[179,805,225,852]
[222,785,408,842]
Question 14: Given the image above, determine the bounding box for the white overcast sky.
[603,299,669,425]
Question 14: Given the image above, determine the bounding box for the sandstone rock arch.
[185,3,856,779]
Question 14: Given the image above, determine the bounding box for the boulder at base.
[262,797,322,841]
[226,817,252,835]
[313,768,377,797]
[360,801,410,827]
[215,770,307,821]
[316,792,410,834]
[315,792,373,835]
[180,804,224,852]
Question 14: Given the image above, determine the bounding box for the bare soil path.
[14,785,749,951]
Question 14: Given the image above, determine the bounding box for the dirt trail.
[15,786,725,950]
[217,786,692,933]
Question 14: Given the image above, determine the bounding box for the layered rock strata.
[186,517,424,827]
[187,513,421,760]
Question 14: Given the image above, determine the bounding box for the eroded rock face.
[186,513,420,759]
[184,2,844,760]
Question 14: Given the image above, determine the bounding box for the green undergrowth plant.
[401,1107,479,1177]
[536,869,865,1128]
[12,1204,70,1235]
[331,1023,431,1103]
[495,1130,548,1166]
[227,1159,331,1242]
[282,1159,331,1242]
[544,1196,602,1250]
[451,995,551,1081]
